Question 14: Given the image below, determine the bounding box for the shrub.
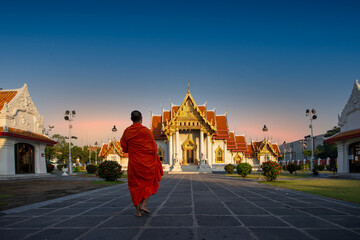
[96,161,122,181]
[318,165,325,171]
[299,164,306,171]
[74,166,81,172]
[236,163,252,177]
[86,164,98,174]
[224,164,236,174]
[57,164,66,171]
[326,164,330,170]
[80,166,86,170]
[312,164,319,175]
[46,164,54,173]
[282,165,287,171]
[287,163,297,174]
[261,161,281,181]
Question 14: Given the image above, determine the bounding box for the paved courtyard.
[0,174,360,240]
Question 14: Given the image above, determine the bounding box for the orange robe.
[120,123,163,206]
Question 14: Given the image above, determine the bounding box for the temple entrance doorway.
[234,154,242,164]
[15,143,35,174]
[182,136,197,165]
[349,142,360,173]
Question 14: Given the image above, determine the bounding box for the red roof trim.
[0,132,57,145]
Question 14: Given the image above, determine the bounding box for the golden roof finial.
[188,81,190,92]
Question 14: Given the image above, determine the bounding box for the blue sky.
[1,0,359,146]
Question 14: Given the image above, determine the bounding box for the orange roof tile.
[213,115,229,139]
[227,132,237,150]
[246,144,254,157]
[151,116,162,131]
[163,111,170,123]
[198,106,206,114]
[206,111,215,126]
[0,127,56,145]
[172,106,179,118]
[0,91,17,111]
[98,140,128,158]
[272,144,281,154]
[151,115,167,140]
[234,136,248,152]
[216,115,227,130]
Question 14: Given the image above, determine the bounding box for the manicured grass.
[262,179,360,204]
[0,194,12,198]
[226,173,312,180]
[92,180,125,185]
[0,194,12,206]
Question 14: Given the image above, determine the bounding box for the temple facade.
[99,140,128,169]
[0,84,56,176]
[151,89,281,172]
[325,80,360,173]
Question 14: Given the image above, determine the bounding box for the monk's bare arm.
[120,130,128,153]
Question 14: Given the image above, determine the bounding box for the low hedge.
[86,164,98,174]
[46,164,54,173]
[96,161,122,181]
[224,164,236,174]
[236,163,252,177]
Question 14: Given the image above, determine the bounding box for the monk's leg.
[140,197,150,213]
[135,204,142,217]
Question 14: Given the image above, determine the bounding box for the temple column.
[169,133,173,166]
[176,130,180,160]
[200,130,204,160]
[224,140,227,163]
[211,140,215,164]
[207,134,211,163]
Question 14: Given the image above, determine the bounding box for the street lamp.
[112,125,117,161]
[283,141,287,164]
[306,108,317,172]
[260,125,268,178]
[95,141,98,165]
[262,124,268,162]
[64,110,76,174]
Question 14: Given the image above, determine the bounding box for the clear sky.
[1,0,359,146]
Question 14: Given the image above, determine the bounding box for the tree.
[324,126,340,137]
[314,143,337,160]
[303,149,312,159]
[71,146,84,164]
[45,145,56,162]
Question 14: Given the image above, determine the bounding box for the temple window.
[158,147,164,163]
[215,146,224,163]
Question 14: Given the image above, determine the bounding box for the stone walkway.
[1,174,360,240]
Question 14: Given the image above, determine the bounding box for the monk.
[120,110,163,217]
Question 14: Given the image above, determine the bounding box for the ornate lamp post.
[262,124,268,162]
[306,108,317,172]
[64,110,76,174]
[112,125,117,161]
[95,141,98,164]
[283,141,287,164]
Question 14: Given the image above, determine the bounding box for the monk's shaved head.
[131,110,142,123]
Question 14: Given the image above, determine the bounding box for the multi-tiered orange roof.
[150,89,281,160]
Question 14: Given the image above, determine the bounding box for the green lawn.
[226,173,312,180]
[262,179,360,204]
[0,194,12,206]
[92,180,125,185]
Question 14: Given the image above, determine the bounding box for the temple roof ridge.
[0,83,27,92]
[338,79,360,127]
